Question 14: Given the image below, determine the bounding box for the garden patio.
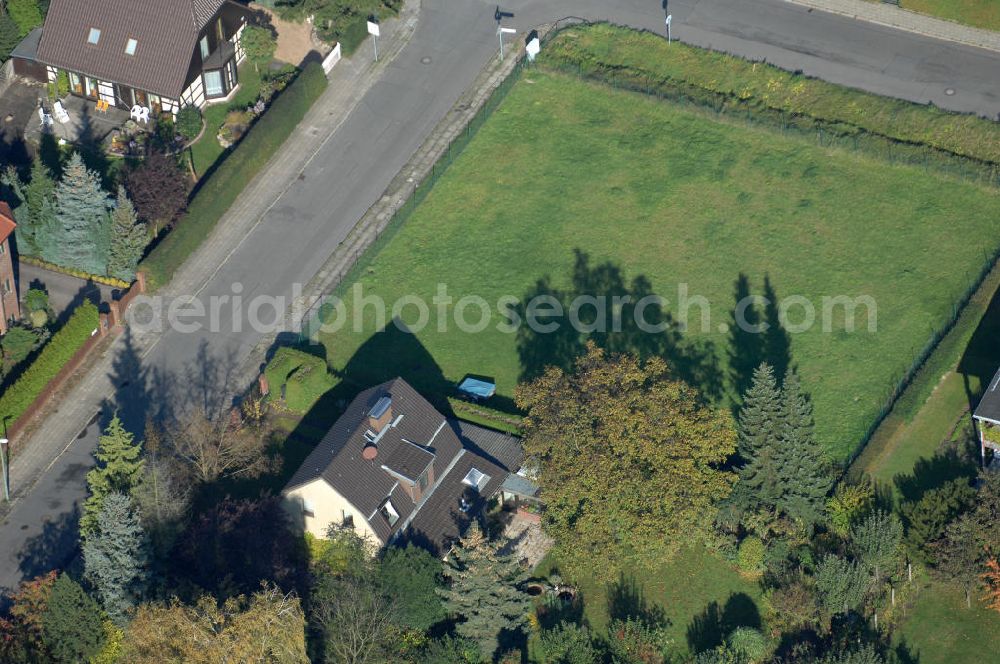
[24,94,131,145]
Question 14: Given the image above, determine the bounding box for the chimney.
[362,444,378,461]
[368,395,393,433]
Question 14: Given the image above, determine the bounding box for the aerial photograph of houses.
[2,0,1000,662]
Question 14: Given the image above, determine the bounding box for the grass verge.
[900,0,1000,31]
[140,63,328,290]
[188,63,264,178]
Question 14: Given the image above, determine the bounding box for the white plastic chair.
[130,104,142,122]
[53,100,70,123]
[37,106,53,127]
[137,106,150,124]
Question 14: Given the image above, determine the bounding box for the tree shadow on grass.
[512,249,722,401]
[686,592,761,654]
[727,273,792,408]
[606,573,669,628]
[893,446,977,504]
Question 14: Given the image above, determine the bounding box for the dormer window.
[87,28,101,45]
[462,468,490,492]
[125,38,137,55]
[380,499,399,526]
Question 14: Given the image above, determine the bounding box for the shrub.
[727,627,768,663]
[1,325,42,366]
[737,536,766,575]
[264,346,335,413]
[140,63,328,289]
[23,288,49,314]
[175,105,202,141]
[7,0,42,37]
[0,301,100,428]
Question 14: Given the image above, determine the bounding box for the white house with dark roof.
[973,365,1000,468]
[282,378,527,555]
[19,0,252,115]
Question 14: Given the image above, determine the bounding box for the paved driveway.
[2,0,1000,594]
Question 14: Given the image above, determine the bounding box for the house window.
[380,500,399,526]
[341,510,354,527]
[199,36,209,59]
[87,28,101,45]
[2,279,10,295]
[462,468,490,492]
[301,497,315,517]
[69,72,82,95]
[125,38,137,55]
[418,470,429,491]
[204,70,224,97]
[0,242,5,255]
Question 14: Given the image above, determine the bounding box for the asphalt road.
[3,0,1000,594]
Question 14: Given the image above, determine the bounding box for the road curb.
[784,0,1000,53]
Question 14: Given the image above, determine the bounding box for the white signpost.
[498,25,516,59]
[367,19,380,61]
[666,14,672,44]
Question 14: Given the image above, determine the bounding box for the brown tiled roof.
[0,202,16,244]
[36,0,229,99]
[401,451,506,556]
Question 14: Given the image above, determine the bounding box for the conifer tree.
[81,415,144,538]
[774,370,832,524]
[106,186,148,281]
[1,156,58,258]
[735,364,783,514]
[53,153,111,274]
[41,574,105,664]
[438,523,532,659]
[83,493,150,625]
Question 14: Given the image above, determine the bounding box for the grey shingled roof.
[285,378,464,543]
[450,420,524,472]
[974,366,1000,424]
[36,0,232,99]
[382,440,435,483]
[11,28,42,61]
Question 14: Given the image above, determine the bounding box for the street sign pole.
[367,18,381,62]
[0,438,10,502]
[666,14,672,44]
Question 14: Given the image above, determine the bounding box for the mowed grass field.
[318,69,1000,461]
[902,0,1000,31]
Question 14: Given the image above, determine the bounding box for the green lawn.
[317,69,1000,460]
[535,545,763,658]
[894,578,1000,663]
[901,0,1000,31]
[188,63,264,177]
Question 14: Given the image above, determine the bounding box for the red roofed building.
[0,202,19,334]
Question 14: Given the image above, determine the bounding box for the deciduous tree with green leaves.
[378,543,445,631]
[516,342,737,576]
[438,523,532,659]
[241,24,276,73]
[81,415,144,538]
[850,510,902,583]
[83,493,151,624]
[814,555,869,617]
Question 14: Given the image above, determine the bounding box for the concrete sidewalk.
[786,0,1000,53]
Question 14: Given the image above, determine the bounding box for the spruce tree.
[735,363,783,514]
[1,157,58,258]
[106,186,148,281]
[438,523,532,659]
[81,415,144,538]
[83,493,150,625]
[774,370,832,524]
[53,152,111,274]
[41,574,105,664]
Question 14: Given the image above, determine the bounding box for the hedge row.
[140,62,329,290]
[264,346,335,414]
[19,256,131,289]
[0,300,100,427]
[540,24,1000,173]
